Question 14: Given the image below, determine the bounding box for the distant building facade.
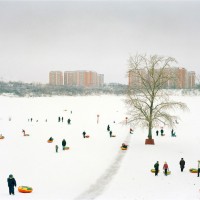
[64,71,104,87]
[128,67,196,89]
[49,70,104,87]
[49,71,63,85]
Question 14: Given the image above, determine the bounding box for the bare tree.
[126,54,188,144]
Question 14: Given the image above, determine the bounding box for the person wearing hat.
[198,160,200,177]
[7,174,17,195]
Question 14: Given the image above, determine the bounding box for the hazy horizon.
[0,1,200,84]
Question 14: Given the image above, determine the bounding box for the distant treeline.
[1,81,200,97]
[0,81,128,97]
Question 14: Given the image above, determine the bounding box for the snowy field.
[0,95,200,200]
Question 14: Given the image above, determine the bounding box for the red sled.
[85,135,90,138]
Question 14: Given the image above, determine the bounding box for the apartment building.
[49,71,63,85]
[49,70,104,87]
[128,67,196,89]
[64,70,104,87]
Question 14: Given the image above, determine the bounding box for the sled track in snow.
[74,134,132,200]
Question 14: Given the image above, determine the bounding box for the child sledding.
[171,129,177,137]
[0,134,5,139]
[22,129,29,136]
[121,143,128,150]
[47,137,54,143]
[82,131,90,138]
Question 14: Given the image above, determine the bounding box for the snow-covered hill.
[0,95,200,200]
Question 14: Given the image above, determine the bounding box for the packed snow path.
[75,134,132,200]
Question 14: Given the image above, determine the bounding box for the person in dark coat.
[121,143,128,148]
[160,128,164,136]
[156,130,159,136]
[62,139,66,150]
[67,118,71,125]
[55,145,59,153]
[7,174,16,195]
[107,125,110,131]
[109,131,112,137]
[197,160,200,177]
[154,161,159,176]
[82,131,86,138]
[179,158,185,172]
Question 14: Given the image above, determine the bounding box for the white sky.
[0,0,200,84]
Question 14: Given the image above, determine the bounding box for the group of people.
[156,128,177,137]
[153,158,200,176]
[156,128,165,136]
[58,117,71,124]
[54,139,67,152]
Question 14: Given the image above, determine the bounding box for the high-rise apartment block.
[128,67,196,89]
[49,70,104,87]
[49,71,63,85]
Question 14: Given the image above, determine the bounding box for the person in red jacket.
[163,162,169,176]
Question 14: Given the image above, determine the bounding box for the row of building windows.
[128,67,196,89]
[49,71,104,87]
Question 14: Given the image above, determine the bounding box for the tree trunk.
[146,119,155,144]
[148,121,152,139]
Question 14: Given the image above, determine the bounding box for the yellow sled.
[163,171,171,175]
[151,169,160,173]
[189,168,198,173]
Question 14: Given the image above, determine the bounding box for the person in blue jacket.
[7,174,17,195]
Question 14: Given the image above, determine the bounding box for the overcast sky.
[0,0,200,84]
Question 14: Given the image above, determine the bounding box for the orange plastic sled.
[18,186,33,193]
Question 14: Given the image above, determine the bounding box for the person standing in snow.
[22,129,26,136]
[179,158,185,172]
[154,161,159,176]
[160,128,164,136]
[197,160,200,177]
[109,131,112,137]
[107,125,110,132]
[7,174,16,195]
[62,139,66,150]
[55,145,59,153]
[82,131,86,138]
[163,162,169,176]
[67,118,71,125]
[156,130,159,136]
